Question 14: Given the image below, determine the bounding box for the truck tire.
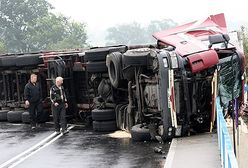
[86,61,108,73]
[106,52,122,88]
[93,120,117,132]
[0,56,16,67]
[131,124,151,141]
[98,79,112,100]
[84,45,127,62]
[0,110,9,121]
[16,55,43,67]
[122,48,151,66]
[7,111,24,123]
[22,112,30,123]
[92,108,115,121]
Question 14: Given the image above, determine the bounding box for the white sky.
[48,0,248,45]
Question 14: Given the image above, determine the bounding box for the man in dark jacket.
[24,73,43,129]
[50,76,69,135]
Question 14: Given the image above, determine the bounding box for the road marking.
[0,125,74,168]
[164,139,177,168]
[0,132,57,168]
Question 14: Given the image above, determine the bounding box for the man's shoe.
[31,126,36,130]
[61,130,69,135]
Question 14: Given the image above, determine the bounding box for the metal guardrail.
[245,86,248,92]
[216,97,238,168]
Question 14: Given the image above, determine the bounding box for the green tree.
[0,0,52,52]
[241,26,248,57]
[25,14,66,51]
[0,41,7,53]
[26,14,87,51]
[106,22,145,45]
[0,0,87,52]
[48,21,87,50]
[106,19,177,45]
[146,19,177,42]
[240,26,248,78]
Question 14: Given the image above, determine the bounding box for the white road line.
[0,126,74,168]
[164,139,177,168]
[0,132,57,168]
[9,126,74,168]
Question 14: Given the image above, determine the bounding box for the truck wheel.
[106,52,122,88]
[92,108,115,121]
[85,48,109,62]
[122,48,151,66]
[85,115,93,127]
[22,112,30,123]
[98,79,112,100]
[84,45,127,62]
[0,110,9,121]
[0,56,16,67]
[16,55,43,67]
[86,61,108,73]
[93,120,117,132]
[7,111,24,123]
[131,124,151,141]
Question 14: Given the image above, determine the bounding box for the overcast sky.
[48,0,248,45]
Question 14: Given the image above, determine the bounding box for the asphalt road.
[0,122,169,168]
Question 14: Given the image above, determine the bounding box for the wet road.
[0,122,169,168]
[0,123,53,165]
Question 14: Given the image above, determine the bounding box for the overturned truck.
[91,13,245,141]
[0,13,245,141]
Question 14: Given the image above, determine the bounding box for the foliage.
[241,26,248,58]
[145,19,177,42]
[47,20,87,50]
[106,19,177,45]
[0,0,87,53]
[0,41,6,53]
[106,22,144,45]
[26,14,87,51]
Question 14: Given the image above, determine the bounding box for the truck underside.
[103,44,244,141]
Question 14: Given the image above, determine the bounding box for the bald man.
[50,77,69,135]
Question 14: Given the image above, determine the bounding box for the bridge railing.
[216,97,238,168]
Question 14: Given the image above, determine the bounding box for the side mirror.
[208,34,230,49]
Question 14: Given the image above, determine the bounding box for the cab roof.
[153,13,227,56]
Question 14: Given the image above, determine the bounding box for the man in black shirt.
[24,73,43,129]
[50,76,69,135]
